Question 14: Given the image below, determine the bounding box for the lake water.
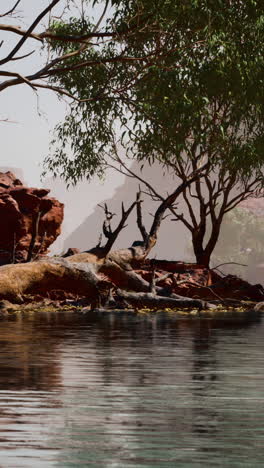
[0,309,263,467]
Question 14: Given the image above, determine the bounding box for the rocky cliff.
[0,171,64,264]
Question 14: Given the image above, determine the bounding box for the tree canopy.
[44,0,264,182]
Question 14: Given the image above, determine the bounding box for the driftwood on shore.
[0,253,214,310]
[116,289,210,310]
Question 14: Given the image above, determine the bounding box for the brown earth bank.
[0,253,262,316]
[0,171,64,265]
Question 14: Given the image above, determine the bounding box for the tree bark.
[192,220,222,268]
[0,258,102,303]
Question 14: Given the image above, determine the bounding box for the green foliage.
[44,0,264,183]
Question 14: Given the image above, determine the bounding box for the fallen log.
[116,289,212,310]
[0,259,104,303]
[100,260,151,292]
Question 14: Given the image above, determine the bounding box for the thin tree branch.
[136,190,148,243]
[100,200,139,255]
[0,0,62,66]
[0,24,42,41]
[0,0,21,18]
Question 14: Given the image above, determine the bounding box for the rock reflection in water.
[0,313,64,390]
[0,310,263,467]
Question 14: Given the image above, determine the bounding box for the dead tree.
[0,256,215,309]
[75,164,206,271]
[98,201,139,256]
[170,157,263,268]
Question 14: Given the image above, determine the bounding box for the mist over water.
[0,310,263,467]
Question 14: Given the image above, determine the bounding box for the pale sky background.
[0,1,103,185]
[1,1,67,185]
[0,1,126,250]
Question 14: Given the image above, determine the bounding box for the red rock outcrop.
[0,172,64,265]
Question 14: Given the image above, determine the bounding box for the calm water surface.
[0,310,263,467]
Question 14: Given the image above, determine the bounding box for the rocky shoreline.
[0,171,263,319]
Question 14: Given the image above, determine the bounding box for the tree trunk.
[194,250,211,269]
[192,232,209,268]
[192,221,222,268]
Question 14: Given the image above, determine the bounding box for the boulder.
[0,172,64,264]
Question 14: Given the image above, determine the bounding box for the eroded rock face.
[0,172,64,265]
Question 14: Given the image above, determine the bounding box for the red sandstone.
[0,171,64,264]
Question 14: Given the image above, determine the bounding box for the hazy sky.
[0,2,68,184]
[0,1,107,186]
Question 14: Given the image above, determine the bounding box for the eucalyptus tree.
[44,0,264,266]
[0,0,165,98]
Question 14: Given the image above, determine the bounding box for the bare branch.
[27,82,98,102]
[212,262,247,270]
[10,50,35,61]
[171,213,194,232]
[0,0,21,18]
[0,24,42,41]
[99,200,139,255]
[0,0,61,66]
[26,210,42,262]
[155,272,172,284]
[136,190,148,244]
[0,70,37,90]
[92,0,110,32]
[98,203,116,239]
[148,162,209,245]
